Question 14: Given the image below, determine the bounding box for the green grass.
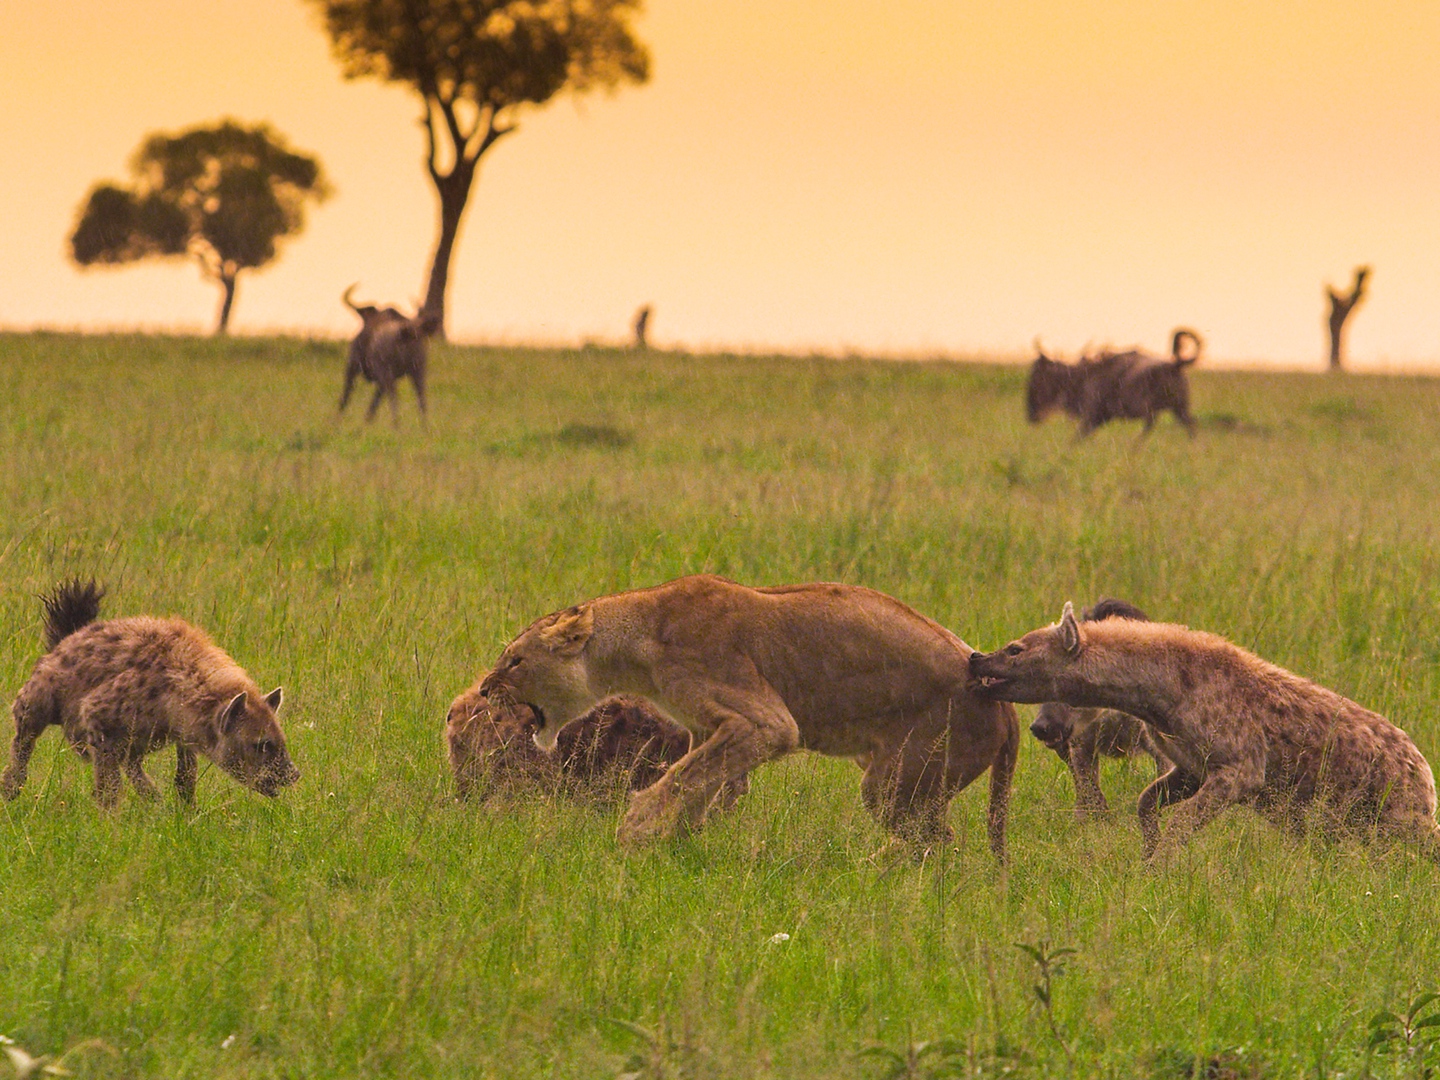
[2,331,1440,1078]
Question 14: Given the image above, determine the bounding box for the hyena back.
[3,580,299,808]
[971,604,1439,861]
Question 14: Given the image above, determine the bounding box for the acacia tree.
[70,121,329,334]
[311,0,650,336]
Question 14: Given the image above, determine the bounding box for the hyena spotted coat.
[2,580,300,808]
[445,678,697,801]
[970,604,1439,860]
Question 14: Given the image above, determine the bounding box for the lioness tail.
[41,578,105,651]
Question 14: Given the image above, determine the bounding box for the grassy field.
[2,332,1440,1079]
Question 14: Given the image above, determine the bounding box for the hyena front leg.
[1069,724,1108,816]
[1147,762,1263,862]
[124,753,160,800]
[175,744,198,803]
[1137,767,1202,859]
[90,746,123,809]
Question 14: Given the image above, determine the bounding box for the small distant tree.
[70,121,330,334]
[1325,265,1370,372]
[310,0,651,336]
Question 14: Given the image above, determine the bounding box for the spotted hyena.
[1028,598,1169,815]
[445,677,698,801]
[971,603,1439,860]
[2,580,300,808]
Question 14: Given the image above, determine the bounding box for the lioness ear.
[537,604,594,657]
[264,687,283,712]
[1059,602,1081,656]
[220,691,248,733]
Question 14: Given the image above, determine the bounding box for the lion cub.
[446,677,694,800]
[2,580,300,808]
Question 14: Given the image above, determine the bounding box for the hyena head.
[214,687,300,796]
[480,605,598,752]
[969,602,1085,704]
[445,678,547,799]
[1028,597,1149,751]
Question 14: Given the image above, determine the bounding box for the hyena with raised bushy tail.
[970,603,1439,861]
[2,580,300,808]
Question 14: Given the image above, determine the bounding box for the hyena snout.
[1029,706,1072,751]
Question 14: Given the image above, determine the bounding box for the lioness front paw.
[616,783,686,847]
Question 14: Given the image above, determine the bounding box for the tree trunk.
[215,272,238,335]
[422,162,477,340]
[1325,266,1370,372]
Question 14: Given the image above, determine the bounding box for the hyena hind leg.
[2,697,51,800]
[92,750,124,810]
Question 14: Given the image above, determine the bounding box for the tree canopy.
[70,121,329,334]
[311,0,650,333]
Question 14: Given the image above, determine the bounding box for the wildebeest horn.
[342,283,362,314]
[1032,336,1049,360]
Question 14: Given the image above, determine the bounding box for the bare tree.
[1326,265,1370,371]
[70,121,328,334]
[310,0,651,337]
[632,304,651,349]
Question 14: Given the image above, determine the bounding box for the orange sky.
[2,0,1438,366]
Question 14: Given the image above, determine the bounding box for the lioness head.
[445,678,552,798]
[481,604,599,751]
[213,687,301,796]
[968,602,1084,704]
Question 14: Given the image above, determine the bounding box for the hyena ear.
[220,691,248,733]
[264,687,283,712]
[537,605,594,657]
[1059,601,1081,656]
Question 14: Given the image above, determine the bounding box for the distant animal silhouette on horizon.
[632,305,652,350]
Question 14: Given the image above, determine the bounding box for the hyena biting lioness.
[971,604,1439,861]
[2,580,300,808]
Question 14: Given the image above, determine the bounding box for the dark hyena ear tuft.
[220,692,248,733]
[1059,601,1081,656]
[264,687,283,712]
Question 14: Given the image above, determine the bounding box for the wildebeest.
[970,603,1440,861]
[339,284,438,424]
[445,678,697,801]
[2,580,299,808]
[1026,328,1202,436]
[1027,598,1168,815]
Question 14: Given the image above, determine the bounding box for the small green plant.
[858,1027,964,1079]
[1365,991,1440,1079]
[1014,939,1078,1073]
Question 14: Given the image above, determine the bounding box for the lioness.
[480,575,1020,855]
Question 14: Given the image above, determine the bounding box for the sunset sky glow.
[2,0,1438,367]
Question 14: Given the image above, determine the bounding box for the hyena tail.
[986,702,1022,862]
[40,578,105,651]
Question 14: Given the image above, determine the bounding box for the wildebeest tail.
[40,578,105,651]
[1171,328,1202,366]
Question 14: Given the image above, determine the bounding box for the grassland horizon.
[2,332,1439,1078]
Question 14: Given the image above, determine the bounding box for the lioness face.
[482,605,598,752]
[969,602,1083,704]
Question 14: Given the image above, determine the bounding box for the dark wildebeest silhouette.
[339,285,439,424]
[1026,329,1202,436]
[1027,599,1169,815]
